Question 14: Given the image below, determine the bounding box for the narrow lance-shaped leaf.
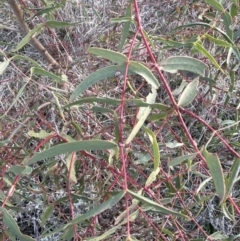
[0,207,35,241]
[0,58,10,75]
[171,22,234,44]
[205,0,224,11]
[70,64,133,100]
[169,153,197,167]
[13,23,44,52]
[31,67,64,83]
[118,3,132,51]
[159,56,207,76]
[26,140,117,165]
[202,147,226,203]
[145,168,160,187]
[203,34,232,47]
[88,47,127,64]
[126,87,157,145]
[129,61,160,89]
[0,81,28,119]
[127,189,189,219]
[68,191,125,225]
[225,158,240,199]
[178,78,199,107]
[66,97,170,110]
[193,42,225,74]
[46,20,81,28]
[142,126,160,170]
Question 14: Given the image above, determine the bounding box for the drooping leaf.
[0,207,35,241]
[68,191,125,225]
[127,189,189,219]
[222,11,233,40]
[169,153,197,167]
[111,16,133,23]
[11,55,42,68]
[41,204,54,226]
[145,168,160,187]
[225,158,240,199]
[8,165,32,176]
[178,78,199,107]
[159,56,207,76]
[202,147,226,203]
[66,97,170,111]
[28,130,55,139]
[203,34,232,47]
[70,64,132,100]
[165,142,184,148]
[45,20,80,28]
[129,61,160,89]
[88,47,127,64]
[66,153,77,183]
[193,42,226,74]
[142,126,160,170]
[31,67,65,83]
[0,58,10,75]
[126,88,157,144]
[118,4,132,51]
[0,81,28,119]
[26,140,117,165]
[204,0,224,11]
[13,23,45,52]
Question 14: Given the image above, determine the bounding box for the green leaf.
[203,34,232,47]
[69,191,125,225]
[70,64,131,100]
[129,61,160,89]
[26,140,117,165]
[11,55,42,68]
[13,23,44,52]
[31,67,65,83]
[126,88,157,144]
[0,58,10,75]
[202,147,226,203]
[225,158,240,198]
[34,3,65,17]
[84,225,120,241]
[178,78,199,107]
[159,56,207,76]
[45,20,80,28]
[145,167,160,187]
[222,11,233,39]
[193,42,226,74]
[111,16,133,23]
[0,207,35,241]
[204,0,224,11]
[127,189,189,219]
[28,130,54,139]
[59,225,74,241]
[88,47,127,64]
[169,153,197,167]
[41,204,54,226]
[8,165,32,176]
[142,126,160,170]
[230,2,239,18]
[66,153,77,183]
[208,231,228,240]
[171,22,234,44]
[148,109,174,121]
[118,4,132,51]
[0,81,28,119]
[66,97,170,110]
